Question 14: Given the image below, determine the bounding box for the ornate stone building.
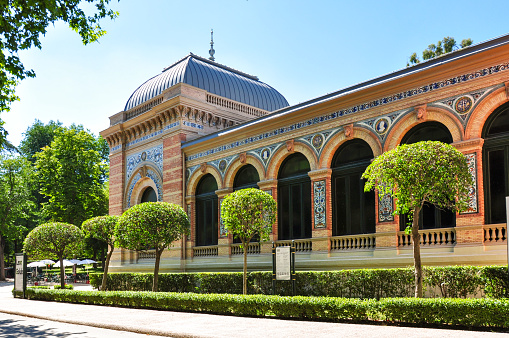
[102,35,509,273]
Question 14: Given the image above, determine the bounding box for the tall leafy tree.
[221,188,276,295]
[362,141,473,297]
[34,126,109,225]
[19,120,63,162]
[23,222,83,288]
[0,154,35,280]
[82,215,118,291]
[407,37,473,66]
[0,1,118,150]
[115,202,190,292]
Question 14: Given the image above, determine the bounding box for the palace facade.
[101,36,509,273]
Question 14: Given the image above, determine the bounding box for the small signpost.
[272,241,296,295]
[14,253,27,299]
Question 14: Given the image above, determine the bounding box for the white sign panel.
[14,254,25,292]
[276,246,291,280]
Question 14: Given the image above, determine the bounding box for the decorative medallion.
[313,180,326,228]
[141,151,147,161]
[261,148,271,163]
[374,118,390,135]
[311,134,324,149]
[455,96,473,114]
[218,160,227,172]
[126,145,163,183]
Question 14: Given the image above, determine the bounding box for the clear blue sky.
[4,0,509,147]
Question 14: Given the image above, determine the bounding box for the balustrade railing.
[206,93,268,117]
[330,234,376,250]
[275,239,313,252]
[137,251,156,260]
[398,228,456,247]
[193,246,218,257]
[484,224,507,243]
[231,243,261,255]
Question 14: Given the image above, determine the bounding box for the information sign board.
[276,246,291,280]
[14,253,26,298]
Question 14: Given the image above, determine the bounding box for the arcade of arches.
[102,36,509,272]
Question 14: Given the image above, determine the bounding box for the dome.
[124,53,289,112]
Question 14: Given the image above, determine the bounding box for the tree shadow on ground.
[0,319,86,338]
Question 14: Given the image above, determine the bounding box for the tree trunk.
[152,249,162,292]
[0,235,5,281]
[243,240,248,295]
[412,207,423,298]
[59,257,65,289]
[101,244,114,291]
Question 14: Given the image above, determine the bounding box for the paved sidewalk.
[0,280,506,338]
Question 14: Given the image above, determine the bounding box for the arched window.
[483,102,509,224]
[233,164,261,243]
[278,153,311,240]
[141,187,157,203]
[331,139,375,236]
[400,122,455,230]
[233,164,260,191]
[195,174,218,246]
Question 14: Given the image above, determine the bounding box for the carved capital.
[415,104,428,121]
[286,139,295,152]
[344,124,354,139]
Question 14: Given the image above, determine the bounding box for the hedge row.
[90,266,509,298]
[22,288,509,328]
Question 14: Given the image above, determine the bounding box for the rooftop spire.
[209,29,215,61]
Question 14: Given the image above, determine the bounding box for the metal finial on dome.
[209,29,215,61]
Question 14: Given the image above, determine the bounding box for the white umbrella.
[69,259,82,264]
[79,259,97,265]
[53,259,74,268]
[28,261,46,268]
[39,259,55,265]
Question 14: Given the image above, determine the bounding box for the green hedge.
[23,288,509,328]
[90,266,508,298]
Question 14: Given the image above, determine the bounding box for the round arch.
[465,86,509,139]
[223,155,265,189]
[319,127,382,169]
[266,142,317,180]
[186,165,222,196]
[125,164,162,208]
[384,107,463,151]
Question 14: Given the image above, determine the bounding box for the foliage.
[19,120,63,162]
[362,141,473,297]
[221,188,276,294]
[0,1,118,150]
[53,284,74,290]
[82,215,118,291]
[23,288,509,328]
[91,266,507,299]
[407,36,473,66]
[0,154,35,279]
[115,202,190,291]
[23,222,83,288]
[34,126,109,225]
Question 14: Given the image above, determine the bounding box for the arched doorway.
[195,174,218,246]
[331,139,375,236]
[233,164,261,243]
[141,187,157,203]
[277,153,311,240]
[400,122,455,230]
[483,102,509,224]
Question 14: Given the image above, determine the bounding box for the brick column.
[375,189,399,248]
[108,150,125,216]
[185,196,195,259]
[258,179,278,253]
[452,138,485,244]
[162,132,186,206]
[216,188,233,255]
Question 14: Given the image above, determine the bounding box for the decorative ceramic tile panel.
[126,144,163,183]
[313,180,326,228]
[146,169,163,201]
[461,153,478,214]
[187,62,509,161]
[357,111,404,143]
[435,87,493,123]
[209,155,236,177]
[219,198,227,237]
[378,192,394,222]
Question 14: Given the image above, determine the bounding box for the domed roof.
[124,53,289,112]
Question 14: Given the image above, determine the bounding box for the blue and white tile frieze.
[299,129,337,157]
[125,121,179,148]
[434,87,494,124]
[146,169,163,202]
[313,180,326,228]
[126,173,142,208]
[126,144,163,183]
[357,111,404,143]
[186,165,201,184]
[209,155,236,177]
[187,62,509,161]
